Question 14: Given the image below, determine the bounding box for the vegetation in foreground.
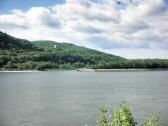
[85,102,161,126]
[0,31,168,71]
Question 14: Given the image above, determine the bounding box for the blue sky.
[0,0,168,59]
[0,0,65,13]
[0,0,167,13]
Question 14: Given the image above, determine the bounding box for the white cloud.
[104,48,168,59]
[0,0,168,59]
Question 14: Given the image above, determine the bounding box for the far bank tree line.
[93,59,168,69]
[0,31,168,70]
[0,50,168,70]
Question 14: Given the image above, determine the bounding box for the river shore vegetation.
[85,102,161,126]
[0,31,168,71]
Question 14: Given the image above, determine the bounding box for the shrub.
[110,102,137,126]
[86,102,161,126]
[143,112,161,126]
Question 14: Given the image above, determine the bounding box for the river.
[0,71,168,126]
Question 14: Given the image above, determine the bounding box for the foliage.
[97,102,137,126]
[98,106,108,126]
[143,113,161,126]
[0,31,168,70]
[93,59,168,69]
[0,31,124,70]
[110,102,137,126]
[87,102,162,126]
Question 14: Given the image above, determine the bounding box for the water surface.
[0,71,168,126]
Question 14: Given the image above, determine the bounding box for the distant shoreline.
[94,69,168,72]
[0,70,40,73]
[1,68,168,72]
[78,68,168,72]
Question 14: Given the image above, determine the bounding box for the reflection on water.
[0,71,168,126]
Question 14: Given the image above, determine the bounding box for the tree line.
[0,31,168,70]
[93,59,168,69]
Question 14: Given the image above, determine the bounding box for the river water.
[0,71,168,126]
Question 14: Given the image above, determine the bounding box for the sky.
[0,0,168,59]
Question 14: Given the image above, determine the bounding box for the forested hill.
[0,31,124,70]
[0,31,37,50]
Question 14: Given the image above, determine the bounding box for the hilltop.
[0,31,124,70]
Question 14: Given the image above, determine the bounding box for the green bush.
[98,106,108,126]
[86,102,162,126]
[143,112,161,126]
[110,102,137,126]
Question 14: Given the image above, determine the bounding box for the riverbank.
[0,68,168,72]
[0,70,40,73]
[94,68,168,72]
[78,68,168,72]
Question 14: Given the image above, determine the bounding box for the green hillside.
[0,31,124,70]
[0,32,37,50]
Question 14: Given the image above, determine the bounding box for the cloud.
[104,48,168,59]
[0,0,168,59]
[74,25,104,34]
